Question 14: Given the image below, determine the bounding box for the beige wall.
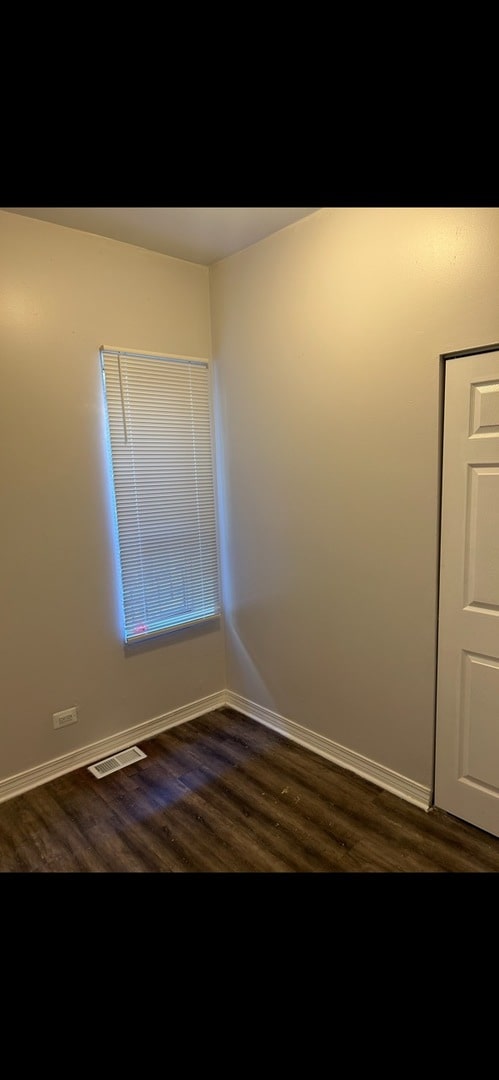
[0,210,225,781]
[210,207,499,787]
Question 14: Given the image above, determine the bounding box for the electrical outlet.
[53,707,78,729]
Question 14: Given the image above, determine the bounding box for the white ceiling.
[2,207,321,266]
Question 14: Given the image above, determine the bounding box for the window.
[100,347,221,644]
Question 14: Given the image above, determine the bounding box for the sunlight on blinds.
[100,347,220,643]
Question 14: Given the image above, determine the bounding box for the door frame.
[432,340,499,809]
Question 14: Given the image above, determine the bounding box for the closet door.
[435,348,499,837]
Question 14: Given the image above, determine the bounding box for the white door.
[435,347,499,837]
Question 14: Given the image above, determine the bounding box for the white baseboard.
[0,687,432,812]
[0,690,226,805]
[225,691,432,811]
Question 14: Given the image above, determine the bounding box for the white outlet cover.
[53,708,78,728]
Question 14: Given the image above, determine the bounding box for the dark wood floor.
[1,706,499,873]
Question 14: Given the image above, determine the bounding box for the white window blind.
[100,347,221,644]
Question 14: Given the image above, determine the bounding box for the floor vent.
[88,745,146,779]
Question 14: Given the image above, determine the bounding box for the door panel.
[465,467,499,609]
[435,348,499,837]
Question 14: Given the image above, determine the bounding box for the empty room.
[2,205,499,873]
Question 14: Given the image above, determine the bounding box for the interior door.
[435,347,499,837]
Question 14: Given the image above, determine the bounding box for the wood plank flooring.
[1,706,499,872]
